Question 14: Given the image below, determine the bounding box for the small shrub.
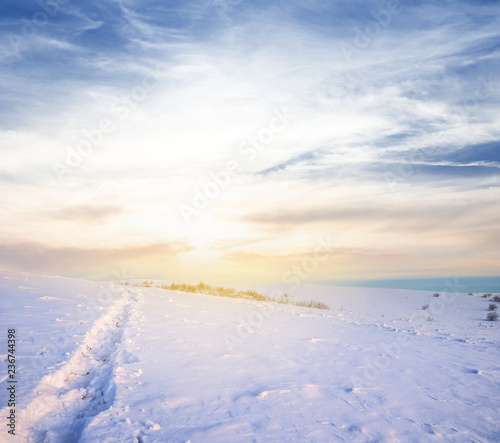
[295,300,330,310]
[426,316,436,322]
[422,304,429,310]
[488,304,498,311]
[486,312,499,321]
[433,293,440,297]
[122,282,129,286]
[492,296,500,302]
[482,294,491,298]
[468,292,474,296]
[197,282,209,291]
[155,280,328,309]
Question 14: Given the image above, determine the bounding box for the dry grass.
[487,312,499,321]
[126,281,330,310]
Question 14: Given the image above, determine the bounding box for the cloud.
[0,0,499,282]
[239,198,499,230]
[46,205,123,222]
[0,241,193,279]
[258,149,325,175]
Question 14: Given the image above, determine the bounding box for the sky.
[0,0,499,285]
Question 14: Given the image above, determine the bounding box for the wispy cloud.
[1,0,499,282]
[0,241,193,279]
[46,205,123,222]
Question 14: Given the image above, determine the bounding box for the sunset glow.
[1,0,499,283]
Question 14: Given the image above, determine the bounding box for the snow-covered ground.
[1,271,499,442]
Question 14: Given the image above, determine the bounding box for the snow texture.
[1,271,499,442]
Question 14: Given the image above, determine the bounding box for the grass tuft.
[487,312,499,321]
[129,281,330,310]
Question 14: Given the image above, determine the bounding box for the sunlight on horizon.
[1,0,499,283]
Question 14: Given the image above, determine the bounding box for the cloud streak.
[0,0,499,282]
[0,241,193,279]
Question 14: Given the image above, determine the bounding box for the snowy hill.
[1,271,499,442]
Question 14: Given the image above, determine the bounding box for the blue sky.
[0,0,499,283]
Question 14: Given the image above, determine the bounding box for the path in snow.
[17,288,143,442]
[78,285,500,443]
[1,274,499,442]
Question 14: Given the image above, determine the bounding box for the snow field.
[1,273,499,442]
[18,289,142,442]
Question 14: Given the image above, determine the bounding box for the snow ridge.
[19,288,142,442]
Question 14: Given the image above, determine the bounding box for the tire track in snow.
[18,288,142,442]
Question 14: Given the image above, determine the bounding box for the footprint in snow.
[257,389,291,399]
[306,337,321,343]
